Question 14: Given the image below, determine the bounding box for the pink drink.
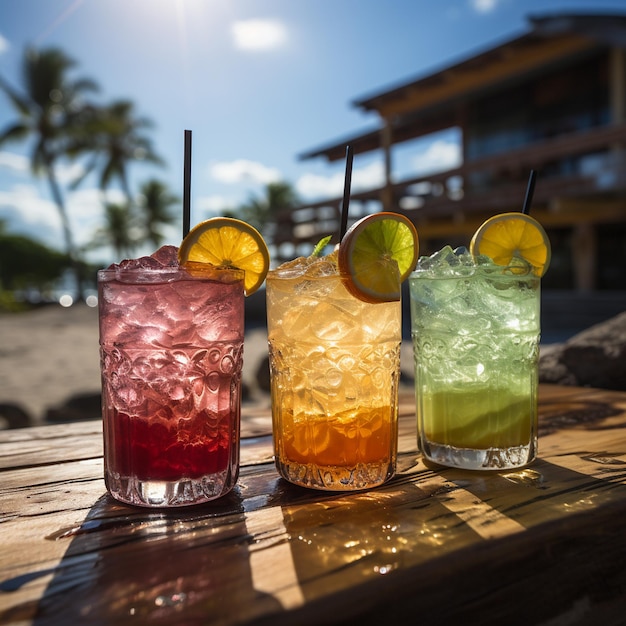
[98,246,244,507]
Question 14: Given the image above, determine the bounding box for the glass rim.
[266,270,342,281]
[409,267,540,281]
[98,264,245,285]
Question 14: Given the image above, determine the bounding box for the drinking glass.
[409,248,540,470]
[98,247,244,506]
[266,256,401,490]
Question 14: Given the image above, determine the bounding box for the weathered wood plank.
[1,385,626,625]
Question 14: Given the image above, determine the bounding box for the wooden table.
[1,384,626,625]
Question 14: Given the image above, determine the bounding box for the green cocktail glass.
[409,246,540,470]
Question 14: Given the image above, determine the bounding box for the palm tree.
[88,202,137,260]
[0,46,99,299]
[138,179,178,248]
[72,99,163,206]
[239,181,299,234]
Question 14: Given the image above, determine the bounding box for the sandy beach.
[1,305,101,426]
[0,303,416,428]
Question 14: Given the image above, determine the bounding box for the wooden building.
[273,12,626,293]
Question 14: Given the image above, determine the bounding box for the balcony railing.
[272,123,626,261]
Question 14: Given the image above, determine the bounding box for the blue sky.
[1,0,625,264]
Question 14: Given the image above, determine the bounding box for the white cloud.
[295,172,343,199]
[296,161,385,200]
[209,159,281,185]
[0,151,29,173]
[352,161,386,191]
[67,187,123,219]
[0,152,86,184]
[0,181,183,264]
[469,0,500,14]
[411,139,461,175]
[195,194,235,215]
[0,184,68,252]
[0,33,9,55]
[231,19,287,51]
[0,184,59,231]
[66,187,125,252]
[295,142,459,201]
[55,161,87,185]
[0,182,126,255]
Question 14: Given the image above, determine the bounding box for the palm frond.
[0,122,30,146]
[0,75,32,116]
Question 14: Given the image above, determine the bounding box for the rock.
[537,344,578,386]
[0,403,33,429]
[45,392,102,423]
[256,356,271,394]
[241,380,253,402]
[539,312,626,391]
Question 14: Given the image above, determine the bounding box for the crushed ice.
[414,245,531,277]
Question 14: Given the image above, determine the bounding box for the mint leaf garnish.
[311,235,332,257]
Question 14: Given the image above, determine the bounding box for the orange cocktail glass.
[266,253,401,491]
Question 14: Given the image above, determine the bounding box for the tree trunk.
[44,155,84,302]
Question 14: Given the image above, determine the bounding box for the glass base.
[105,469,235,507]
[421,439,535,471]
[276,458,395,491]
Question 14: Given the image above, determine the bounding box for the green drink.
[409,246,540,470]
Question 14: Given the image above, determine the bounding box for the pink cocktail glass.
[98,246,244,507]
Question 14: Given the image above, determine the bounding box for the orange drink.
[267,213,419,491]
[280,406,394,467]
[266,254,401,490]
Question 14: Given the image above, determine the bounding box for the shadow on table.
[11,488,283,625]
[4,430,626,625]
[269,453,626,625]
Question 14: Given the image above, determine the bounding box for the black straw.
[522,169,536,215]
[183,130,192,238]
[339,145,354,240]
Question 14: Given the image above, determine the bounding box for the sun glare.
[231,19,288,51]
[35,0,85,45]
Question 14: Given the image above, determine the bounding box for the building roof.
[298,12,626,163]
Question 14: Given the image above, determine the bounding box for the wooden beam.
[376,36,594,118]
[571,223,597,291]
[411,202,626,240]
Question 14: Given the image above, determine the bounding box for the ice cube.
[310,301,361,342]
[151,245,179,266]
[416,245,456,272]
[273,256,315,278]
[503,255,532,275]
[416,245,480,277]
[417,246,471,278]
[116,255,163,271]
[108,245,180,272]
[273,251,339,279]
[280,298,316,339]
[304,251,339,278]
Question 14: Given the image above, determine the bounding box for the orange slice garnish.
[178,217,270,295]
[469,212,551,277]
